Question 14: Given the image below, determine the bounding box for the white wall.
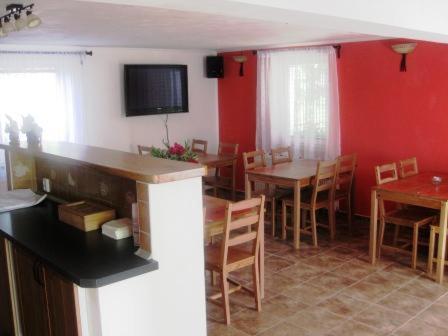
[1,44,219,154]
[82,47,219,153]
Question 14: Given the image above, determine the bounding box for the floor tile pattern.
[207,215,448,336]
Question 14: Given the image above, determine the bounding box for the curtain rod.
[0,50,93,56]
[252,44,341,58]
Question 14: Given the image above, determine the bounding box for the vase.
[8,133,20,146]
[26,132,41,148]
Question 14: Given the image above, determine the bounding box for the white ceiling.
[0,0,381,50]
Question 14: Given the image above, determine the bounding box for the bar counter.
[0,200,158,288]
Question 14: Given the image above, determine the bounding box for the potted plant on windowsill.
[21,115,42,148]
[5,115,20,146]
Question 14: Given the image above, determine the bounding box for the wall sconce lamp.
[233,55,247,76]
[391,42,417,72]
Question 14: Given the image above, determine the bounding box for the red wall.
[218,51,257,189]
[218,41,448,215]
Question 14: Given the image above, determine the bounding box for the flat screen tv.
[124,64,189,116]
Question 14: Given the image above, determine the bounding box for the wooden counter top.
[0,141,206,184]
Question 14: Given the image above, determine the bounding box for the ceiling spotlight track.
[0,3,41,38]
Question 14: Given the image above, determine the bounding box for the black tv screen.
[124,64,189,116]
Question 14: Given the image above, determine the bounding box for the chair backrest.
[375,162,398,185]
[218,142,239,156]
[271,147,293,165]
[138,145,151,155]
[192,139,208,154]
[399,157,418,178]
[220,196,265,268]
[336,154,357,194]
[311,160,338,205]
[242,150,266,170]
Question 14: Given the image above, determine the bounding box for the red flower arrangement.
[150,141,198,163]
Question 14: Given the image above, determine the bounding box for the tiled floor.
[206,215,448,336]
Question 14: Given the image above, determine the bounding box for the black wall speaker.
[206,56,224,78]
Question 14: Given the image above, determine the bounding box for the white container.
[102,218,132,240]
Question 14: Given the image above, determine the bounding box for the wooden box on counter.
[58,201,116,232]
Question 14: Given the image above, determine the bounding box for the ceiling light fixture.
[14,12,27,30]
[26,8,41,28]
[233,55,247,77]
[391,42,417,72]
[0,21,7,37]
[2,16,15,34]
[0,3,41,38]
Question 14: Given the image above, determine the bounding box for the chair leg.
[213,187,218,197]
[252,261,261,312]
[347,197,352,234]
[393,225,400,246]
[310,209,318,247]
[301,208,308,229]
[428,227,436,275]
[210,270,215,286]
[220,272,230,325]
[271,199,276,237]
[411,224,419,269]
[377,216,386,260]
[328,203,336,241]
[281,201,287,240]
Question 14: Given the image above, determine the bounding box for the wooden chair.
[271,147,293,165]
[243,150,277,237]
[137,145,151,155]
[282,160,338,246]
[375,162,436,269]
[399,157,418,178]
[335,154,357,232]
[192,139,208,154]
[427,225,446,276]
[205,196,265,325]
[203,143,239,199]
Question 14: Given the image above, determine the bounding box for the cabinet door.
[0,238,15,336]
[44,267,81,336]
[13,246,51,336]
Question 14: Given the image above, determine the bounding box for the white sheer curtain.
[256,46,340,160]
[0,52,85,144]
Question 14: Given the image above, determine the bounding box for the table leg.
[245,173,251,200]
[293,181,301,249]
[260,206,265,298]
[436,201,448,284]
[369,189,378,264]
[231,160,236,201]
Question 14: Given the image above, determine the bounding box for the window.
[0,52,85,145]
[0,72,74,143]
[256,47,340,160]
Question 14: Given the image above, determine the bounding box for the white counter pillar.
[79,176,206,336]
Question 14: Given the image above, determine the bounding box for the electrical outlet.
[42,178,51,193]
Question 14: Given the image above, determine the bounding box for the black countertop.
[0,200,158,288]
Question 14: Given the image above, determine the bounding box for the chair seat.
[335,189,349,200]
[203,175,232,188]
[274,186,293,199]
[205,245,255,272]
[252,188,277,200]
[282,189,330,209]
[384,207,436,227]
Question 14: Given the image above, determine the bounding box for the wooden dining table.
[370,172,448,283]
[197,153,238,200]
[203,195,266,298]
[245,159,319,249]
